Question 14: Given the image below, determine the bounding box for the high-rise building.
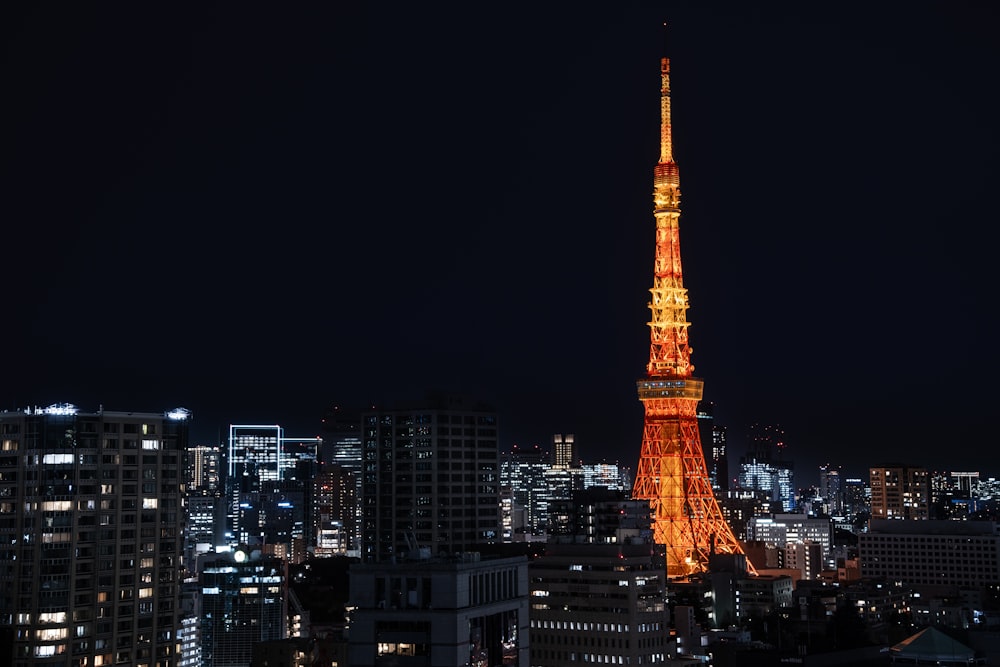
[0,403,188,667]
[185,444,223,492]
[842,477,869,523]
[738,424,795,512]
[869,464,930,520]
[320,407,363,552]
[630,53,747,577]
[200,548,288,667]
[501,445,553,539]
[551,434,576,468]
[312,465,356,556]
[697,402,729,491]
[226,425,321,554]
[360,395,500,563]
[818,464,843,515]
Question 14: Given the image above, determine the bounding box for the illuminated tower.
[631,54,748,577]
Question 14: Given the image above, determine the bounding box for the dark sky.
[4,3,998,482]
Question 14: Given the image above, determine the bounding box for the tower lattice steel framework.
[631,55,749,578]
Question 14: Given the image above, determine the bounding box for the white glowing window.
[42,454,74,465]
[42,501,72,511]
[138,588,153,599]
[142,498,157,509]
[141,439,159,450]
[37,612,67,624]
[35,627,68,640]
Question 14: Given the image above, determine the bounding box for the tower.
[631,54,748,577]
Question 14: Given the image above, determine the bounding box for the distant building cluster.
[2,400,999,666]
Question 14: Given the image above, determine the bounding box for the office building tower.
[819,464,843,515]
[951,471,980,495]
[870,464,930,520]
[278,437,320,481]
[178,583,202,667]
[360,395,500,563]
[185,494,225,573]
[320,407,363,551]
[529,543,670,666]
[711,423,729,492]
[200,548,288,667]
[630,51,747,577]
[842,477,869,523]
[185,444,223,493]
[312,465,356,556]
[501,445,553,539]
[697,402,729,491]
[551,434,576,468]
[348,553,529,666]
[226,425,319,554]
[0,403,187,667]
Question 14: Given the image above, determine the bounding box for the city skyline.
[4,5,998,476]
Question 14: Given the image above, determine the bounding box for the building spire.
[660,55,673,165]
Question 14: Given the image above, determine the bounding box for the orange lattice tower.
[631,55,749,578]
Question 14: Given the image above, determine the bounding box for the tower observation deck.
[631,55,750,578]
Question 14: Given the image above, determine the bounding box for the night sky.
[4,4,998,481]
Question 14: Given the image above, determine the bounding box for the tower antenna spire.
[659,21,674,166]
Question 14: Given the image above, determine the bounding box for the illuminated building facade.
[630,54,747,576]
[819,464,843,515]
[528,543,669,666]
[738,458,795,512]
[869,464,930,520]
[360,397,500,563]
[842,477,869,523]
[348,554,529,666]
[501,445,553,539]
[0,403,188,667]
[746,513,834,568]
[226,425,320,553]
[312,465,356,556]
[551,434,576,468]
[185,444,223,492]
[578,461,630,492]
[320,407,363,552]
[697,402,729,491]
[199,548,288,667]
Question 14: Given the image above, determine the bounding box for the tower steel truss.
[631,56,750,578]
